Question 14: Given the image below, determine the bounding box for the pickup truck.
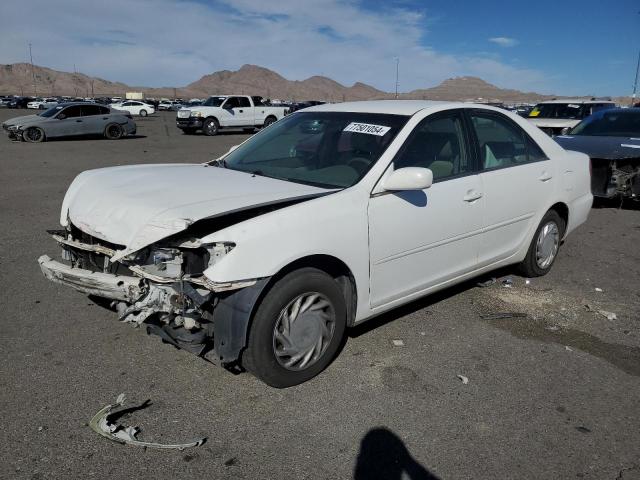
[176,95,289,135]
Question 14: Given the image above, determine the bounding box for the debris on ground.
[480,312,528,320]
[565,346,574,352]
[545,325,560,332]
[502,278,514,288]
[457,374,469,385]
[525,279,531,285]
[595,287,603,292]
[89,393,206,450]
[598,310,617,321]
[391,339,405,347]
[476,278,497,288]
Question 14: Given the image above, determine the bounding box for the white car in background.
[527,99,616,136]
[110,100,155,117]
[158,100,183,111]
[27,98,58,110]
[38,100,592,388]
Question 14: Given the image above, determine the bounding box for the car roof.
[536,99,615,105]
[304,100,486,116]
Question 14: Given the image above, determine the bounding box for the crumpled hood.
[2,114,42,128]
[554,135,640,160]
[61,163,328,259]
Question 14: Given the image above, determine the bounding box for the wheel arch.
[548,202,569,237]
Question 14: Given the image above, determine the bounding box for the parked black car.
[555,108,640,200]
[7,97,35,109]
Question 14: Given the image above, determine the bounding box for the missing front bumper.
[37,255,144,302]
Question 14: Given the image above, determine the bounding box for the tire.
[104,123,124,140]
[242,268,347,388]
[518,209,565,277]
[203,117,219,136]
[263,116,277,128]
[23,127,45,143]
[139,109,147,117]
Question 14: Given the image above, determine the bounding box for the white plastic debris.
[420,332,426,336]
[457,374,469,385]
[565,346,573,352]
[598,310,617,321]
[502,278,513,288]
[89,393,206,450]
[595,287,603,292]
[391,339,405,347]
[525,279,531,285]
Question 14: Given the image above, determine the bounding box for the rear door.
[467,110,554,267]
[80,104,108,134]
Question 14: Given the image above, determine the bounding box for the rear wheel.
[203,118,219,136]
[104,123,124,140]
[23,127,45,143]
[242,268,347,388]
[263,116,277,128]
[139,109,148,117]
[518,210,565,277]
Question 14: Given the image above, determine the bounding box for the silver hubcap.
[272,292,335,371]
[26,128,42,141]
[206,121,216,134]
[535,221,559,269]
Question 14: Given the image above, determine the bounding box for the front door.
[368,111,483,309]
[47,105,83,137]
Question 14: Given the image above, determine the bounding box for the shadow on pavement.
[354,427,440,480]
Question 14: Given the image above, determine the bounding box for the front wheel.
[242,268,347,388]
[23,127,45,143]
[139,109,147,117]
[203,118,219,136]
[518,210,565,277]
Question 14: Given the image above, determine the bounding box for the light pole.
[632,49,640,106]
[394,57,399,99]
[28,42,37,96]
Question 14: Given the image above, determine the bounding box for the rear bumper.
[566,192,593,236]
[38,255,144,302]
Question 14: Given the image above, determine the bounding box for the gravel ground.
[1,110,639,480]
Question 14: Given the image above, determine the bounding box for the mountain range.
[0,62,623,104]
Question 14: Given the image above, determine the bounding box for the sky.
[0,0,638,96]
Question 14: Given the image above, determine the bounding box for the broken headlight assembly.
[125,242,235,282]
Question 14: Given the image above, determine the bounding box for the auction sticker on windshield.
[343,122,391,136]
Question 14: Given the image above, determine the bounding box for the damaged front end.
[38,223,269,365]
[591,157,640,200]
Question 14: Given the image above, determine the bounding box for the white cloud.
[0,1,547,92]
[488,37,519,48]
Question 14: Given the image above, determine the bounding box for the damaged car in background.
[39,100,592,387]
[555,107,640,201]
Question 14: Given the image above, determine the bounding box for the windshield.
[219,112,409,189]
[203,96,227,107]
[39,105,64,117]
[570,110,640,137]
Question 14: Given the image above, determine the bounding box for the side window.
[237,97,251,108]
[394,112,470,181]
[99,106,110,115]
[224,97,239,109]
[122,101,132,106]
[470,112,529,169]
[526,137,548,162]
[81,105,101,116]
[60,106,82,118]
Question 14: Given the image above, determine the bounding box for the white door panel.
[368,175,483,308]
[478,160,554,265]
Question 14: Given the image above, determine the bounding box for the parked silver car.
[1,102,137,142]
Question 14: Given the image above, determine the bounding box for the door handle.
[239,109,243,113]
[538,172,553,182]
[463,191,483,202]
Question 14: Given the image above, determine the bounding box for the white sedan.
[110,100,155,117]
[38,100,592,387]
[27,98,58,109]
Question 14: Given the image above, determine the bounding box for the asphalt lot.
[1,109,639,480]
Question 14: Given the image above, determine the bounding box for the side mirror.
[57,114,66,120]
[383,167,433,191]
[560,127,571,135]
